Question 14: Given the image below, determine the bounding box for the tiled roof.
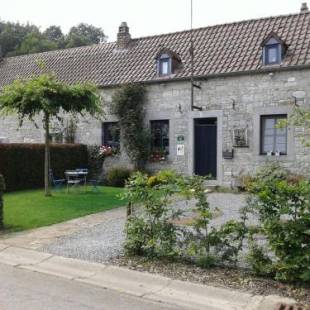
[1,11,310,88]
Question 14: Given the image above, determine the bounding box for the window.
[158,55,171,76]
[262,36,285,65]
[260,115,287,155]
[265,44,280,65]
[156,49,182,77]
[102,122,120,149]
[150,120,169,154]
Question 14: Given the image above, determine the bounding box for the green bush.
[247,164,310,283]
[0,175,5,192]
[106,167,132,187]
[87,145,104,179]
[123,165,310,283]
[0,174,5,229]
[123,171,181,258]
[123,170,245,263]
[0,143,88,192]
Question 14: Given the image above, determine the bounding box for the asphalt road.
[0,263,189,310]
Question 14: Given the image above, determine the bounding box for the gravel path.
[174,192,258,227]
[41,216,126,263]
[41,193,251,263]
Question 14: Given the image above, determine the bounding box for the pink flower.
[99,145,114,156]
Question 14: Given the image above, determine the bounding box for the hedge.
[0,143,88,192]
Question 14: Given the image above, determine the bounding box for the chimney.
[301,2,309,12]
[117,22,131,49]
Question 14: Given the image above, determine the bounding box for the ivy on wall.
[112,84,150,169]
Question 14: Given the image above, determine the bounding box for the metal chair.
[49,170,66,190]
[88,178,100,192]
[65,170,81,193]
[76,168,89,187]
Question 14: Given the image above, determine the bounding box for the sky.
[0,0,305,41]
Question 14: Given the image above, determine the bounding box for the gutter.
[98,64,310,90]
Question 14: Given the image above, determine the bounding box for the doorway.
[194,118,217,178]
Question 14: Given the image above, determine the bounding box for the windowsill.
[262,62,282,68]
[254,152,295,162]
[155,73,176,80]
[260,154,287,156]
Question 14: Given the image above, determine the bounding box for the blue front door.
[194,118,217,179]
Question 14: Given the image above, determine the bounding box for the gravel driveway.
[41,192,251,263]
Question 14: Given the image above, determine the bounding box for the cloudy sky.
[0,0,305,41]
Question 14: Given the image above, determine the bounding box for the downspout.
[190,0,202,111]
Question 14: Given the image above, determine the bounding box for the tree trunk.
[44,113,51,197]
[127,202,132,218]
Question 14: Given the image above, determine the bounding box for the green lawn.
[3,186,126,232]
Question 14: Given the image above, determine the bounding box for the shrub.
[0,143,88,192]
[246,164,310,283]
[0,175,5,191]
[106,167,132,187]
[246,240,275,277]
[123,170,246,264]
[123,171,181,258]
[237,174,255,191]
[183,177,247,267]
[146,170,178,187]
[87,145,105,179]
[123,165,310,283]
[0,174,5,229]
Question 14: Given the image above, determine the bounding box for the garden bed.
[109,255,310,307]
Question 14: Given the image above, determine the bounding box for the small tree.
[0,73,103,196]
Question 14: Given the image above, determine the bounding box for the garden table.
[65,170,88,193]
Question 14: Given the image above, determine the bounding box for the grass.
[3,186,126,232]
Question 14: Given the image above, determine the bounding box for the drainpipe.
[190,0,202,111]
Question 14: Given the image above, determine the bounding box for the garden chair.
[76,168,89,187]
[88,178,100,192]
[49,169,66,190]
[65,170,81,193]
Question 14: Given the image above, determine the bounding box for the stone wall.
[1,68,310,186]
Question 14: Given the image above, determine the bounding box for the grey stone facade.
[1,68,310,186]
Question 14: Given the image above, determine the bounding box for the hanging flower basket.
[99,145,119,157]
[149,149,167,162]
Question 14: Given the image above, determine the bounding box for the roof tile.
[0,12,310,88]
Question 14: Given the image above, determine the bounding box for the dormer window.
[262,33,287,66]
[156,49,182,77]
[265,43,280,65]
[158,54,171,76]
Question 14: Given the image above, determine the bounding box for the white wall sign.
[177,144,185,156]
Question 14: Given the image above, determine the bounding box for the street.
[0,263,188,310]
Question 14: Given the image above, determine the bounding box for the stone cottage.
[1,4,310,186]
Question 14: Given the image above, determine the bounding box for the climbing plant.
[112,84,150,170]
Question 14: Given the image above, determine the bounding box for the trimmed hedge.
[0,144,88,192]
[106,167,132,187]
[0,174,5,229]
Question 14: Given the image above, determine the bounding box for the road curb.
[0,244,298,310]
